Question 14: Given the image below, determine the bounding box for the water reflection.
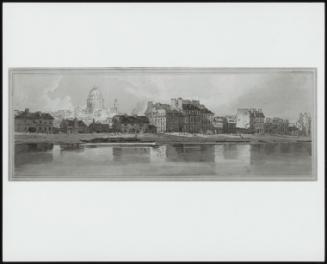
[113,147,151,163]
[215,144,251,164]
[14,142,313,178]
[16,143,53,152]
[222,144,240,160]
[150,145,167,162]
[166,144,215,162]
[280,143,291,153]
[60,143,84,152]
[249,144,268,164]
[263,143,279,155]
[15,143,54,167]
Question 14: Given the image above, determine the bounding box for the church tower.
[86,86,105,113]
[111,98,119,114]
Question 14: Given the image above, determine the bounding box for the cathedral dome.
[86,87,104,113]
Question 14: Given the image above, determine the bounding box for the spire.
[112,98,118,114]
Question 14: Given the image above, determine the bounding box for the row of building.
[145,100,282,135]
[14,99,312,137]
[14,108,156,134]
[14,86,311,136]
[212,110,311,136]
[145,98,214,134]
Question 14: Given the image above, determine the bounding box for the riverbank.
[14,132,311,145]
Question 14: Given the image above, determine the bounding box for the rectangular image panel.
[9,68,316,181]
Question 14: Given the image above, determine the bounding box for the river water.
[13,142,313,180]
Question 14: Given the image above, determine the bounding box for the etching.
[9,68,316,181]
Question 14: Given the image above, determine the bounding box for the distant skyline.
[12,69,315,122]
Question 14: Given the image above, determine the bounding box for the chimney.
[170,98,177,109]
[146,101,153,112]
[25,108,29,113]
[177,98,183,110]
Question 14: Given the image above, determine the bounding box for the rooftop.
[15,110,54,120]
[182,103,214,114]
[114,115,150,124]
[61,118,87,127]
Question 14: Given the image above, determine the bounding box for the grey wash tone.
[9,68,317,181]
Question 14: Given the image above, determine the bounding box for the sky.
[12,69,315,122]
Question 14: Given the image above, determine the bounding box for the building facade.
[146,98,214,134]
[296,112,311,136]
[15,108,54,133]
[88,119,111,133]
[112,115,153,133]
[199,105,215,133]
[60,118,88,134]
[212,116,227,134]
[145,102,184,133]
[288,123,299,136]
[253,110,265,134]
[264,117,289,135]
[236,108,265,134]
[180,103,202,133]
[225,115,237,133]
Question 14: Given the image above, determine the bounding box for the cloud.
[41,76,74,111]
[14,74,74,112]
[114,76,161,100]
